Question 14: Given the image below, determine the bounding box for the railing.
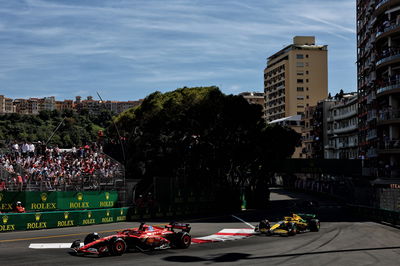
[367,110,377,122]
[379,139,400,150]
[376,48,400,67]
[332,109,358,121]
[375,0,391,13]
[377,109,400,122]
[377,79,400,95]
[376,22,400,39]
[367,129,378,140]
[333,124,358,134]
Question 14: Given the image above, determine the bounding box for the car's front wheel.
[110,238,127,256]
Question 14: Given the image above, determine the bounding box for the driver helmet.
[16,201,22,206]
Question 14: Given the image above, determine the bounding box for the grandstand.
[0,143,125,194]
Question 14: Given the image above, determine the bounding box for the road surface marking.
[191,228,255,244]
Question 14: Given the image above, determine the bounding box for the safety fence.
[0,207,128,233]
[348,204,400,226]
[0,191,118,212]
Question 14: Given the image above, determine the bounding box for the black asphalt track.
[1,188,400,265]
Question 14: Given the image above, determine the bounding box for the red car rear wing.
[166,222,191,232]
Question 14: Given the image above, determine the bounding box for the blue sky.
[0,0,356,101]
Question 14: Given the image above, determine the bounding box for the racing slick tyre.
[287,223,297,236]
[175,232,191,249]
[84,232,100,245]
[110,238,127,256]
[309,219,320,232]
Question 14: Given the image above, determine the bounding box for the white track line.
[231,214,255,229]
[29,243,83,249]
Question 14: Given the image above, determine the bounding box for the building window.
[297,105,304,109]
[297,87,304,91]
[306,95,309,99]
[306,71,309,74]
[296,54,304,59]
[306,79,309,83]
[296,62,304,67]
[297,96,304,100]
[297,79,304,83]
[306,54,309,58]
[297,71,304,75]
[306,87,309,91]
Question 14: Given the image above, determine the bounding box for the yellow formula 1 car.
[255,213,320,236]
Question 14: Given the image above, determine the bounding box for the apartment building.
[357,0,400,178]
[239,92,266,118]
[325,93,358,159]
[103,100,141,114]
[55,100,74,112]
[264,36,328,122]
[0,95,15,114]
[13,98,39,115]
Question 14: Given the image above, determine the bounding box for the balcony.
[378,139,400,154]
[378,109,400,125]
[377,79,400,96]
[376,48,400,69]
[367,147,378,158]
[366,129,378,140]
[332,109,358,121]
[376,23,400,41]
[375,0,400,16]
[367,110,377,122]
[367,91,376,104]
[333,124,358,134]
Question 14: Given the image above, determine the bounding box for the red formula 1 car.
[70,222,192,256]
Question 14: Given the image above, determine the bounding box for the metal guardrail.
[348,204,400,226]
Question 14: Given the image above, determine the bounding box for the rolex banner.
[0,191,118,211]
[0,207,128,233]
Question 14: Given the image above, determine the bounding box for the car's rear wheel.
[175,232,191,249]
[110,238,127,256]
[309,219,320,232]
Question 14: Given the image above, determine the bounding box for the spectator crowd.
[0,142,122,191]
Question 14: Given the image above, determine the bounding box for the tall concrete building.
[357,0,400,179]
[264,36,328,122]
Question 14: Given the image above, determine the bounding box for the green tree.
[109,86,300,209]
